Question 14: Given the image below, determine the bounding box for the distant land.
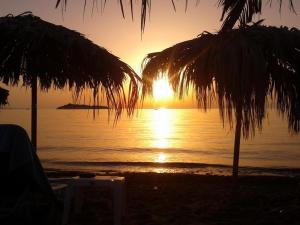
[57,103,109,110]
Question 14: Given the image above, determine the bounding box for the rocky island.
[57,103,109,110]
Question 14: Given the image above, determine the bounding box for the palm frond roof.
[142,25,300,137]
[0,13,140,114]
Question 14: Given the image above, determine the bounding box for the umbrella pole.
[31,75,37,149]
[232,106,242,180]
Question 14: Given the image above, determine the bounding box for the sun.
[153,77,173,100]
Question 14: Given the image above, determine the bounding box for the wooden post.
[232,106,242,180]
[31,75,37,149]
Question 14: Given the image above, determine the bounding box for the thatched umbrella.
[0,87,9,106]
[0,13,140,148]
[142,24,300,179]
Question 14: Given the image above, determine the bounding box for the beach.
[1,1,300,225]
[47,170,300,225]
[1,109,300,224]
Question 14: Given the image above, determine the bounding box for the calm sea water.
[1,108,300,175]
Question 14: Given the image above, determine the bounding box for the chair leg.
[74,187,84,215]
[113,184,123,225]
[62,186,73,225]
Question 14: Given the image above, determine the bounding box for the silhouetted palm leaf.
[55,0,295,32]
[219,0,296,31]
[55,0,182,33]
[0,87,9,106]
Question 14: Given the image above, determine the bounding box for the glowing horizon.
[1,1,299,108]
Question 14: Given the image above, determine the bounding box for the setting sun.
[153,77,173,100]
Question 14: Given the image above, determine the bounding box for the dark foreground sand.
[46,171,300,225]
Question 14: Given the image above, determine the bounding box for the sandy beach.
[46,171,300,225]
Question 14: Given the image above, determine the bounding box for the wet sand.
[46,171,300,225]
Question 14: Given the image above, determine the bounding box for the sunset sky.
[1,0,299,108]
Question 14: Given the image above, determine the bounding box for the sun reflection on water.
[155,152,167,163]
[151,108,173,149]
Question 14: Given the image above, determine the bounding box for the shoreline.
[43,161,300,177]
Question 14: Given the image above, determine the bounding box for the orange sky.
[1,0,299,108]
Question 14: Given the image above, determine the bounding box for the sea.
[1,108,300,176]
